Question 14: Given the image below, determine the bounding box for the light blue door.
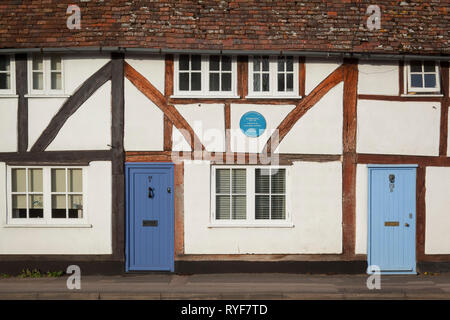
[368,165,416,274]
[126,163,174,272]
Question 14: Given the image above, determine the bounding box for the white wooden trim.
[405,60,441,94]
[28,54,65,96]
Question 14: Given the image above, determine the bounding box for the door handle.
[148,187,155,199]
[405,223,410,227]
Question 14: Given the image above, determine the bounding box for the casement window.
[174,54,238,97]
[248,56,300,98]
[28,54,64,94]
[406,60,441,94]
[211,166,291,226]
[0,54,15,94]
[7,167,86,225]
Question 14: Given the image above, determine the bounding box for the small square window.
[0,55,14,93]
[406,60,440,94]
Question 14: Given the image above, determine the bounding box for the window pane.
[286,73,293,91]
[209,55,220,71]
[12,195,27,218]
[277,73,285,92]
[410,61,422,73]
[424,74,436,88]
[277,57,284,72]
[51,169,66,192]
[29,194,44,218]
[191,72,201,91]
[262,73,269,91]
[179,55,189,70]
[52,195,66,218]
[423,61,435,72]
[255,195,270,219]
[51,72,62,90]
[286,57,293,71]
[28,169,43,192]
[0,55,10,71]
[216,195,230,219]
[216,169,230,193]
[33,72,43,90]
[262,57,269,71]
[179,72,189,91]
[232,195,246,219]
[271,195,285,219]
[68,169,82,192]
[222,56,231,71]
[232,169,246,194]
[209,73,220,91]
[191,55,201,70]
[253,73,260,92]
[271,169,286,193]
[51,56,62,70]
[255,168,270,193]
[69,195,83,218]
[0,73,10,89]
[221,73,231,91]
[410,74,423,88]
[12,168,26,192]
[32,55,43,71]
[253,57,260,72]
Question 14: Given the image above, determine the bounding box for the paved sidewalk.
[1,273,450,300]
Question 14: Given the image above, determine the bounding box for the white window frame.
[173,54,239,98]
[27,54,65,96]
[0,54,16,95]
[210,165,292,227]
[6,166,88,226]
[405,60,441,94]
[247,56,300,99]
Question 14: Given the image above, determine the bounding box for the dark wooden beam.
[237,56,248,98]
[342,59,358,258]
[416,166,426,261]
[30,61,112,152]
[439,61,449,156]
[15,53,28,153]
[299,56,306,97]
[263,64,344,153]
[357,153,450,167]
[358,94,442,102]
[168,98,301,105]
[0,150,112,162]
[399,60,404,95]
[224,102,231,152]
[111,53,125,261]
[164,54,174,98]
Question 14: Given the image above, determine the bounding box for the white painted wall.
[46,82,111,151]
[124,78,164,151]
[230,104,295,153]
[448,106,450,157]
[305,58,342,95]
[357,100,441,156]
[276,83,343,154]
[175,104,225,152]
[425,167,450,254]
[355,164,368,255]
[0,161,112,254]
[125,54,165,94]
[358,61,399,96]
[183,160,342,254]
[0,98,18,152]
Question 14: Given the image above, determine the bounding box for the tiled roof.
[0,0,448,55]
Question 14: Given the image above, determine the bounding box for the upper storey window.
[0,55,14,94]
[406,61,440,94]
[248,56,299,98]
[29,54,64,94]
[174,54,237,97]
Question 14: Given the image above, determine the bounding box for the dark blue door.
[126,163,174,271]
[368,165,416,274]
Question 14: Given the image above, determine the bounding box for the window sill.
[208,222,294,228]
[401,94,443,97]
[25,94,71,98]
[3,224,92,228]
[245,95,302,100]
[170,94,240,99]
[0,94,19,98]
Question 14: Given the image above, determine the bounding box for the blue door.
[126,163,174,271]
[368,165,417,274]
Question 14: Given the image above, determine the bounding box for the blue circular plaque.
[239,111,267,138]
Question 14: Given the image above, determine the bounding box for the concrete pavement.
[1,273,450,299]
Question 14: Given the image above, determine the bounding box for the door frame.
[125,162,175,272]
[367,164,418,275]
